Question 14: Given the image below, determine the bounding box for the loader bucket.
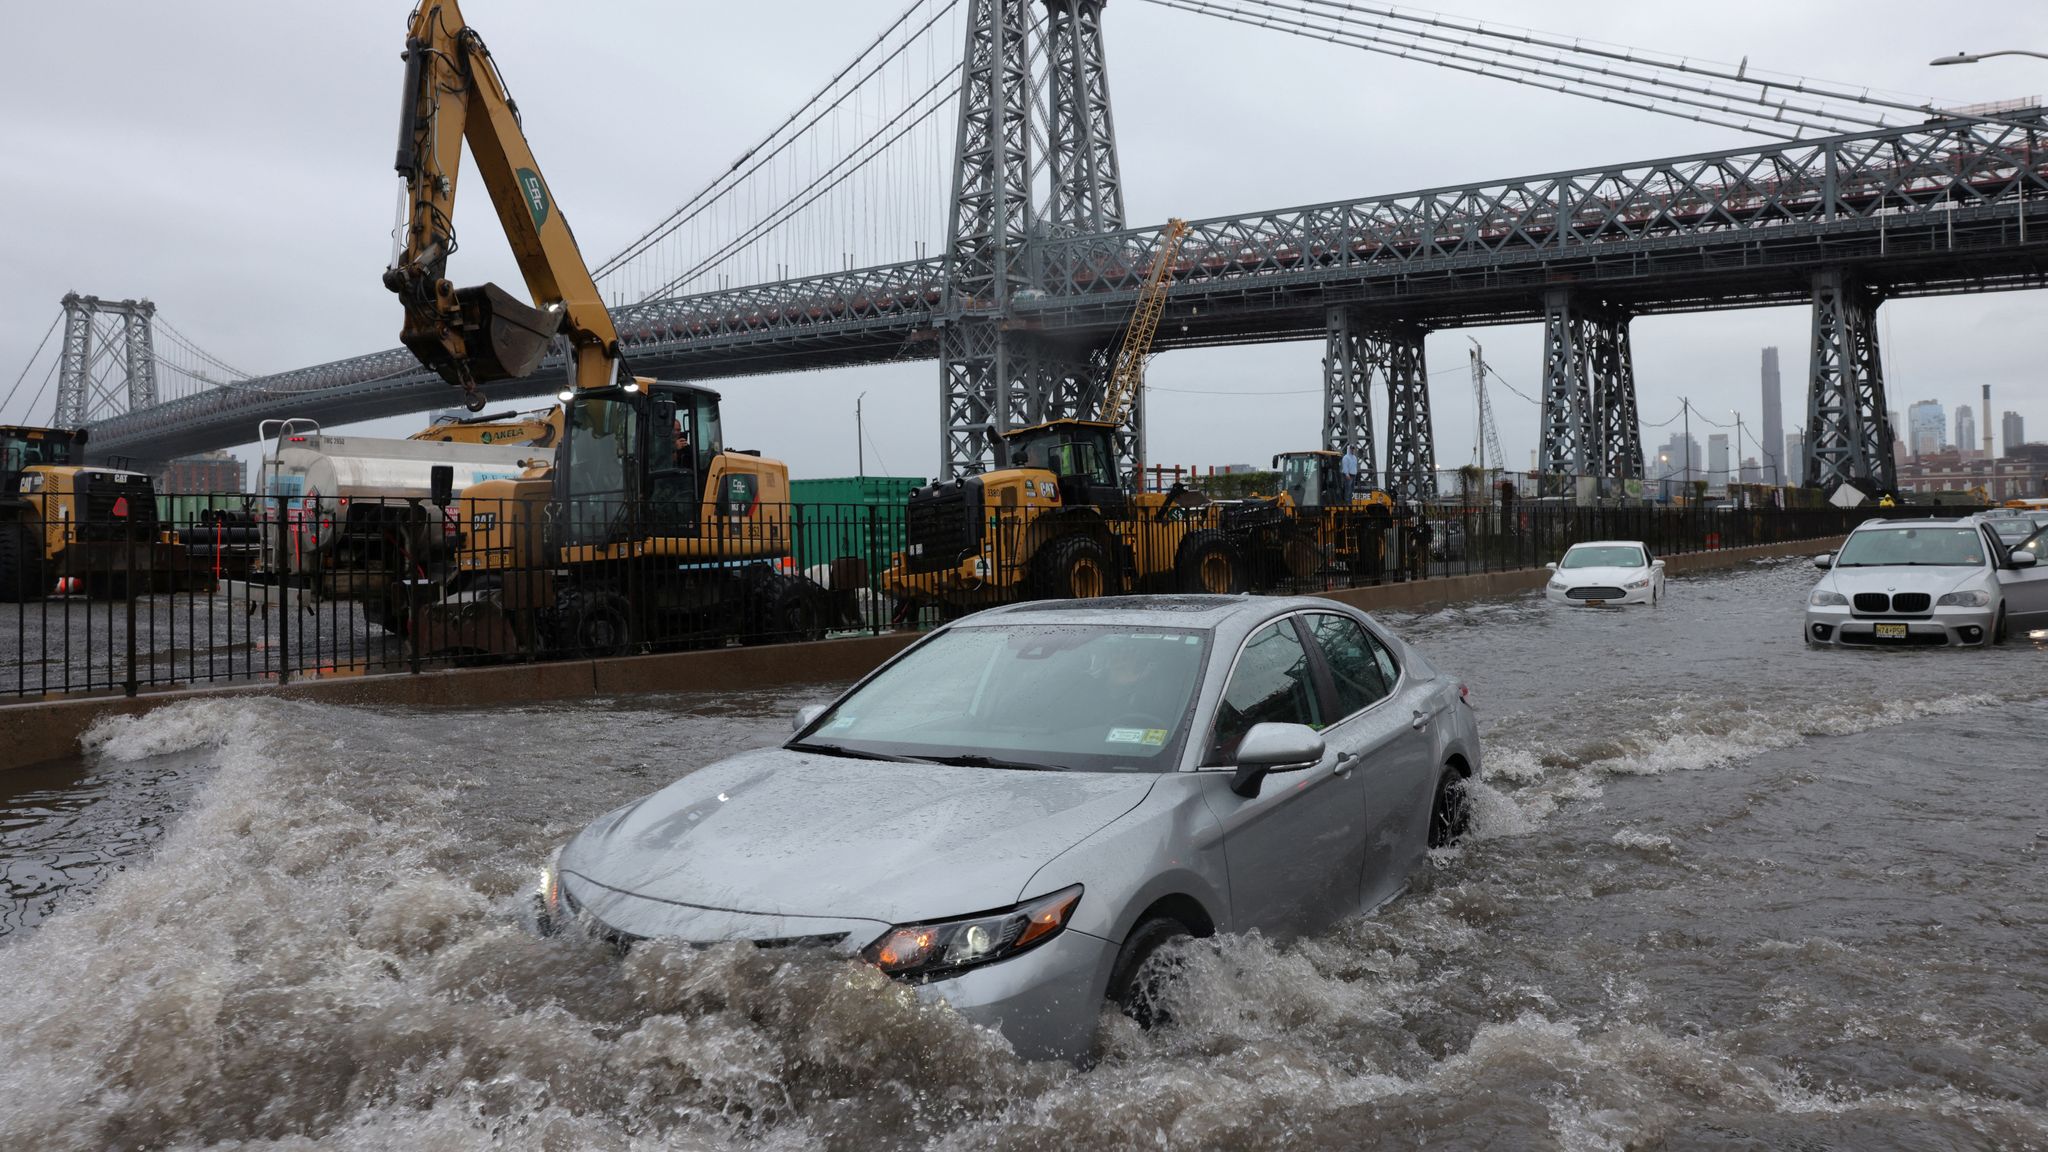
[455,283,561,382]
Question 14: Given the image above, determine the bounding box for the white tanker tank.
[256,418,541,619]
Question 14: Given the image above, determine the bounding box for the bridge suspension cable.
[1,312,62,423]
[592,0,965,304]
[1149,0,1931,139]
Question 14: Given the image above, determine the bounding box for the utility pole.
[856,391,867,479]
[1681,397,1693,491]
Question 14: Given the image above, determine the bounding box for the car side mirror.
[792,703,828,733]
[1651,559,1665,569]
[1544,562,1558,571]
[2011,550,2039,569]
[1229,722,1326,798]
[1812,553,1834,570]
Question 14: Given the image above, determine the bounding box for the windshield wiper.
[786,741,913,763]
[909,753,1069,772]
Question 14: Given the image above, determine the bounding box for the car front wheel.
[1108,916,1192,1030]
[1993,606,2008,645]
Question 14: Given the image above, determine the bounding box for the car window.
[1305,613,1395,719]
[1207,620,1323,765]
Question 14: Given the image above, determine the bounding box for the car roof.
[966,594,1353,633]
[1564,540,1649,549]
[1852,517,1979,530]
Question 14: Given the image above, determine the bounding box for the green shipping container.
[788,476,927,574]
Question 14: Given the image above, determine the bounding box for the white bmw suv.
[1805,517,2041,647]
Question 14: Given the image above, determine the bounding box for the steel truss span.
[86,111,2048,467]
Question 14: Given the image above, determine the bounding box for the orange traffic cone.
[54,576,82,596]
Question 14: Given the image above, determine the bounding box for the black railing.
[0,493,1925,700]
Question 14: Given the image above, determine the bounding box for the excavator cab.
[555,381,729,548]
[1,425,84,491]
[1274,450,1342,507]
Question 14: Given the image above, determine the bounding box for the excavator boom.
[385,0,620,408]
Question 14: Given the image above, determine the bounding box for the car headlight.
[863,885,1083,982]
[1548,579,1566,589]
[1935,589,1991,607]
[1625,577,1651,589]
[1809,589,1849,607]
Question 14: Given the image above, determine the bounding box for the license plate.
[1874,622,1908,640]
[1583,599,1605,606]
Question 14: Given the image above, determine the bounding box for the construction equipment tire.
[1031,534,1111,601]
[745,572,829,646]
[0,523,46,604]
[1174,530,1245,595]
[551,584,633,659]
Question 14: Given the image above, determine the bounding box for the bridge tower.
[1538,290,1641,491]
[1322,311,1434,503]
[52,292,159,428]
[939,0,1126,479]
[1803,270,1897,495]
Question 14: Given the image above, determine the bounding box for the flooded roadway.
[1,557,2044,1150]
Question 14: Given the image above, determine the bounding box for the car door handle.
[1410,710,1431,731]
[1333,750,1360,777]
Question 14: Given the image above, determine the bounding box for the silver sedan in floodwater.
[534,595,1482,1063]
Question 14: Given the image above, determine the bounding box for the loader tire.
[552,584,633,659]
[1173,530,1244,595]
[0,523,45,604]
[745,572,829,646]
[1030,534,1110,601]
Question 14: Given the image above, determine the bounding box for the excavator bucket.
[454,283,561,383]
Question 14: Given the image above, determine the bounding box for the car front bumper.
[1803,605,1996,647]
[547,873,1118,1064]
[1544,583,1654,606]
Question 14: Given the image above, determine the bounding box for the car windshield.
[1834,526,1985,567]
[793,623,1210,773]
[1560,545,1645,569]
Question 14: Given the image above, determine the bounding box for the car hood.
[559,747,1156,926]
[1552,565,1647,585]
[1824,566,1983,596]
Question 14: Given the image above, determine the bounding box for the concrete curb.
[2,535,1840,772]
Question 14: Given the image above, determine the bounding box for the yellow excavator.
[410,405,561,448]
[383,0,818,657]
[883,219,1241,616]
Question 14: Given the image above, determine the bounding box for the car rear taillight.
[1458,683,1471,706]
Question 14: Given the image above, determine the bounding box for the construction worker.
[1407,514,1433,579]
[1338,446,1360,503]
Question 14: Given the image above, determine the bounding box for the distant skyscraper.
[1650,432,1702,482]
[1708,433,1730,487]
[1785,431,1804,480]
[1956,405,1976,459]
[1759,347,1784,484]
[1907,400,1946,458]
[1740,457,1762,484]
[2006,411,2027,454]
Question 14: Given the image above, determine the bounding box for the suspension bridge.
[12,0,2048,499]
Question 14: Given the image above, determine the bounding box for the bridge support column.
[1321,305,1376,484]
[1539,290,1639,493]
[1380,322,1436,507]
[1804,270,1897,495]
[1042,0,1123,238]
[940,0,1036,477]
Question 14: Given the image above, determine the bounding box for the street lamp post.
[1931,50,2048,65]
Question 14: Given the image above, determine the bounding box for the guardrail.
[0,495,1927,700]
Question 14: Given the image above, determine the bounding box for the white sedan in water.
[1544,540,1665,606]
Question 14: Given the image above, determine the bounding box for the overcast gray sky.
[4,1,2047,480]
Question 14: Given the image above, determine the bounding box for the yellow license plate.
[1874,622,1908,640]
[1583,599,1605,606]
